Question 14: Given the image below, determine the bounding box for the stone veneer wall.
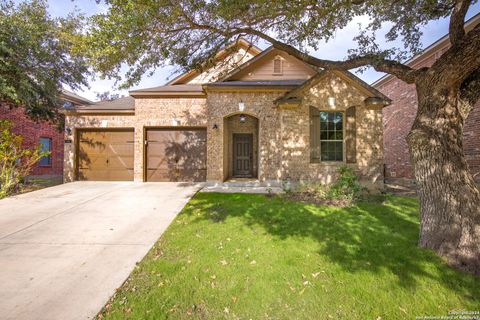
[279,72,384,188]
[206,72,384,188]
[206,91,284,182]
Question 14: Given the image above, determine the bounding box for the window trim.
[318,110,346,163]
[39,137,52,167]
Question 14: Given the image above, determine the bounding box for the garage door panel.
[79,155,108,170]
[146,169,176,182]
[107,155,134,169]
[78,169,110,181]
[77,130,134,181]
[107,169,134,181]
[146,129,207,182]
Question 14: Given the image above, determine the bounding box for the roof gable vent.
[273,57,283,75]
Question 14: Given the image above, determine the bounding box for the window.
[320,112,343,161]
[39,137,52,166]
[273,57,283,74]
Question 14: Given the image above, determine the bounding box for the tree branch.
[235,27,424,83]
[449,0,472,45]
[433,22,480,86]
[173,3,426,83]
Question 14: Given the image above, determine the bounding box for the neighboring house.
[0,90,92,178]
[374,13,480,183]
[63,39,390,189]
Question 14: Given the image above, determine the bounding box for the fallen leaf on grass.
[220,259,228,265]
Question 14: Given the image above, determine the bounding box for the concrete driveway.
[0,182,202,320]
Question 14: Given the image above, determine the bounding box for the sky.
[40,0,480,101]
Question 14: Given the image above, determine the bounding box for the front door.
[233,133,253,177]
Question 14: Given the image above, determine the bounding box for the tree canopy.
[80,0,476,88]
[0,0,90,120]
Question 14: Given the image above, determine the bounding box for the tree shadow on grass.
[181,193,479,301]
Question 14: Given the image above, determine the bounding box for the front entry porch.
[223,114,259,179]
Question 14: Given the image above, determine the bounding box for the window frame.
[39,137,52,167]
[318,110,346,163]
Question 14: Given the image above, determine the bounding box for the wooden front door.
[233,134,253,177]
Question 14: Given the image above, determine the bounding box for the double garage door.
[77,129,206,182]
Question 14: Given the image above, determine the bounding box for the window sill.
[310,161,345,165]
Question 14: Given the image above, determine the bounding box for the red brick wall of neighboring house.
[376,45,480,183]
[0,104,64,177]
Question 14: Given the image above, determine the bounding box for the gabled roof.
[275,70,391,106]
[216,46,275,82]
[60,89,93,105]
[165,39,263,85]
[217,46,317,82]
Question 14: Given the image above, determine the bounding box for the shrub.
[287,165,363,206]
[0,120,47,198]
[327,165,362,201]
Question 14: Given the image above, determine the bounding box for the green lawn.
[99,193,480,320]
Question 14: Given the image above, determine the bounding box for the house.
[0,90,92,178]
[63,39,390,189]
[374,13,480,184]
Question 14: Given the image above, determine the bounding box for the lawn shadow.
[181,193,479,301]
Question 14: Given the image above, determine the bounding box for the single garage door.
[77,130,134,181]
[146,129,207,182]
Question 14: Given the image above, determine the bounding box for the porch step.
[202,180,283,194]
[205,180,281,188]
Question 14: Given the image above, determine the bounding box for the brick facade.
[376,45,480,182]
[0,104,64,177]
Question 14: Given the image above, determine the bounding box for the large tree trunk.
[407,76,480,275]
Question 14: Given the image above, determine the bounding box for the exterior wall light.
[239,101,245,112]
[239,114,246,123]
[212,123,219,129]
[328,96,336,108]
[65,127,72,135]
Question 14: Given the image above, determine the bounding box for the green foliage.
[0,120,47,198]
[99,193,480,319]
[328,164,362,200]
[0,0,89,120]
[81,0,462,88]
[290,165,362,206]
